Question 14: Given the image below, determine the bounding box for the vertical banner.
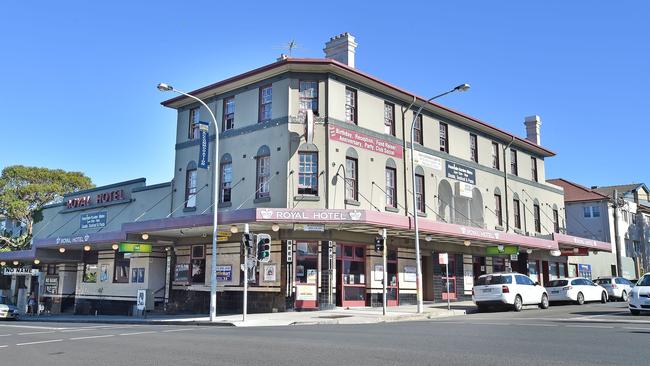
[198,121,210,169]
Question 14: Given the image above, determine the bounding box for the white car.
[594,277,634,302]
[472,272,549,312]
[629,274,650,315]
[0,295,19,320]
[546,277,608,304]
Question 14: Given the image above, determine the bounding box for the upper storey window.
[510,149,518,176]
[531,157,538,182]
[223,97,235,131]
[345,88,357,124]
[384,103,395,136]
[470,133,478,163]
[188,107,200,140]
[299,81,318,115]
[491,142,500,170]
[259,85,272,122]
[413,114,423,145]
[439,122,449,153]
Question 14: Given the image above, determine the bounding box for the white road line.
[623,327,650,331]
[118,331,156,336]
[60,326,133,333]
[0,324,65,330]
[69,335,115,341]
[161,328,193,333]
[0,345,8,349]
[18,331,56,336]
[0,334,12,337]
[16,339,63,346]
[566,325,613,329]
[468,322,510,326]
[517,323,558,327]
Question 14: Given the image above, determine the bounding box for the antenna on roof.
[274,39,304,58]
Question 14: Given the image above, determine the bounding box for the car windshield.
[594,279,611,285]
[546,280,568,287]
[0,296,13,305]
[637,276,650,287]
[476,275,512,285]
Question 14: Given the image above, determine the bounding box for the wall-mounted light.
[13,261,19,266]
[463,240,471,247]
[526,249,533,254]
[573,247,579,253]
[0,261,5,266]
[272,224,280,232]
[497,244,505,252]
[59,247,66,253]
[33,259,40,265]
[84,245,91,252]
[425,235,433,242]
[112,244,119,251]
[230,225,239,234]
[550,250,561,257]
[141,233,149,240]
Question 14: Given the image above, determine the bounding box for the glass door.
[440,255,457,300]
[386,250,398,306]
[338,244,366,307]
[295,242,319,309]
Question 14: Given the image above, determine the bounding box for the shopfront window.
[493,257,506,272]
[338,244,366,305]
[558,262,566,278]
[82,251,98,283]
[113,252,130,283]
[296,242,318,284]
[191,245,206,284]
[527,261,539,283]
[549,262,559,281]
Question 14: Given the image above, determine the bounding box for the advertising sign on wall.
[404,266,417,282]
[216,265,232,282]
[119,243,152,253]
[295,284,317,301]
[445,161,476,185]
[328,125,403,158]
[80,211,107,229]
[198,121,209,169]
[413,151,442,170]
[486,245,519,256]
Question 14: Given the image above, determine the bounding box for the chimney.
[524,115,542,145]
[323,32,358,68]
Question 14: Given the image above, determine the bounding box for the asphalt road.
[1,301,649,366]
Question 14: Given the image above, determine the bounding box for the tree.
[0,165,94,250]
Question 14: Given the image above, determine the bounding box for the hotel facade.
[0,33,611,315]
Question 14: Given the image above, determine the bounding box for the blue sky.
[1,1,648,188]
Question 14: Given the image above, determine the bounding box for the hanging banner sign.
[328,125,403,158]
[486,245,519,256]
[446,161,476,185]
[3,267,39,276]
[198,121,210,169]
[119,243,152,253]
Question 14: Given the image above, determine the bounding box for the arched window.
[533,199,541,233]
[552,204,560,233]
[513,192,522,229]
[385,159,397,208]
[414,166,425,213]
[185,161,197,208]
[494,188,503,226]
[470,188,484,226]
[220,154,232,203]
[256,146,271,199]
[438,180,453,222]
[298,144,319,195]
[345,148,358,201]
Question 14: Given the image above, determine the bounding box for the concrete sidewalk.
[19,301,474,327]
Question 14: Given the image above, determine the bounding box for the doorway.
[336,244,366,307]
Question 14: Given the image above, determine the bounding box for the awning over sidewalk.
[553,233,612,252]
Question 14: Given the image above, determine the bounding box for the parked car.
[629,274,650,315]
[546,277,608,304]
[594,277,634,301]
[0,295,19,320]
[472,272,549,312]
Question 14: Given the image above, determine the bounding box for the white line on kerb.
[16,339,63,346]
[118,331,156,336]
[566,325,613,329]
[69,335,115,341]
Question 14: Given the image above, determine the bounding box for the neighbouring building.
[0,33,610,315]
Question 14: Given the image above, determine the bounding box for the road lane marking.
[61,326,134,333]
[118,331,156,336]
[16,339,63,346]
[566,325,613,329]
[517,323,558,327]
[0,334,12,337]
[0,324,65,330]
[468,322,510,326]
[623,327,650,331]
[18,331,56,335]
[70,335,116,341]
[161,328,193,333]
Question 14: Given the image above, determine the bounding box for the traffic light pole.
[243,223,249,322]
[382,228,387,316]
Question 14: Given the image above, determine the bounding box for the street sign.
[217,231,232,237]
[217,236,230,242]
[439,253,448,265]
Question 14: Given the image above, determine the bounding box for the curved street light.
[410,83,470,313]
[157,83,220,322]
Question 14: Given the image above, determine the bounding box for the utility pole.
[612,189,624,277]
[242,223,250,322]
[382,228,387,316]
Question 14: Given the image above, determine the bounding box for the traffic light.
[256,233,271,263]
[374,236,384,253]
[242,233,253,256]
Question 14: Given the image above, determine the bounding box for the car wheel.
[576,292,584,305]
[601,292,607,304]
[477,304,488,313]
[539,294,549,309]
[621,291,628,302]
[513,295,523,312]
[631,309,640,316]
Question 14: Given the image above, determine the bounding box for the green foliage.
[0,165,94,250]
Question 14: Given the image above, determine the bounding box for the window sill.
[183,207,197,212]
[218,202,232,208]
[417,212,427,218]
[494,225,504,231]
[345,199,361,206]
[385,206,399,213]
[254,197,271,204]
[294,195,320,202]
[513,228,524,235]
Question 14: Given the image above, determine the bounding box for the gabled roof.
[161,58,556,157]
[547,178,609,203]
[592,183,648,199]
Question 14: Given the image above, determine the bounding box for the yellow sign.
[217,231,232,237]
[217,236,230,242]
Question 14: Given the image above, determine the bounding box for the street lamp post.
[409,84,470,313]
[157,83,221,322]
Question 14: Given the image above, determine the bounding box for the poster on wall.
[216,265,232,282]
[263,264,277,282]
[296,265,305,277]
[45,276,59,295]
[137,268,145,283]
[307,269,318,284]
[404,266,417,282]
[100,264,109,282]
[374,264,384,281]
[174,263,189,283]
[445,161,476,185]
[131,268,138,283]
[295,284,317,301]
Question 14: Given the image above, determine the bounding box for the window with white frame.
[259,85,272,122]
[223,97,235,131]
[220,158,232,203]
[298,152,318,195]
[384,103,395,136]
[188,107,200,139]
[385,167,397,208]
[299,81,318,115]
[256,148,271,199]
[345,88,357,124]
[185,167,197,208]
